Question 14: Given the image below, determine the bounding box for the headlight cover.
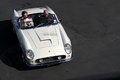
[26,50,34,60]
[64,43,72,54]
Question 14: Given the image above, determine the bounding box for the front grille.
[35,55,66,64]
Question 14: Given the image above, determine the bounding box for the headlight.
[26,50,34,60]
[64,43,72,54]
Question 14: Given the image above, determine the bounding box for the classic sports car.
[12,6,73,67]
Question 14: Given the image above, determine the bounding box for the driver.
[18,11,34,28]
[41,10,53,23]
[44,10,53,19]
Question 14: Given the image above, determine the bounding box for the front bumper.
[26,56,73,67]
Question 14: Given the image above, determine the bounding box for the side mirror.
[59,19,62,22]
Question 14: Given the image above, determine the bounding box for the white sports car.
[12,6,73,67]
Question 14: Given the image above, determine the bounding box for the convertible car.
[12,6,73,67]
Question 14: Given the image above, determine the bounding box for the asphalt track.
[0,0,120,80]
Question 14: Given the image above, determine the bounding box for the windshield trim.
[18,13,58,29]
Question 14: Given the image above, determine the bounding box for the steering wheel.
[44,19,53,21]
[42,18,53,25]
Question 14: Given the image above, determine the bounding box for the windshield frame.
[18,13,59,29]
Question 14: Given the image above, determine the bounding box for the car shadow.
[0,20,61,71]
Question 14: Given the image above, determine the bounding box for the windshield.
[18,13,58,29]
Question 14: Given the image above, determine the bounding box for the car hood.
[22,26,59,49]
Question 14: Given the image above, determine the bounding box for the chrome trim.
[26,56,73,67]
